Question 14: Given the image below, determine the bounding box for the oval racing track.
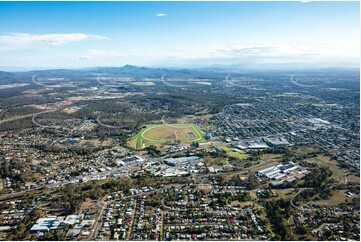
[140,124,203,142]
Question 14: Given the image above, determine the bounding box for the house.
[0,226,11,232]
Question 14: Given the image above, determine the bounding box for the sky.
[0,1,359,70]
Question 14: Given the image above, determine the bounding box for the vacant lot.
[218,145,248,159]
[314,189,355,206]
[79,138,112,146]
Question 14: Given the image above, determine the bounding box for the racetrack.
[131,123,204,149]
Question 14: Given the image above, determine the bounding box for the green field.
[218,145,249,159]
[130,123,205,149]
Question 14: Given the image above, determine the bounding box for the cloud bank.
[0,33,108,50]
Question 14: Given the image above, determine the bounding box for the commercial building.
[256,162,300,179]
[244,139,269,149]
[263,137,290,147]
[30,216,65,233]
[64,214,83,225]
[164,156,201,166]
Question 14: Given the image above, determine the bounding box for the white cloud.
[79,49,125,61]
[1,38,357,68]
[156,13,166,17]
[153,39,359,66]
[0,33,108,50]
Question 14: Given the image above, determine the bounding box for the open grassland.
[191,81,212,85]
[249,160,280,173]
[131,81,156,86]
[206,157,230,166]
[311,103,337,107]
[347,175,360,184]
[79,138,113,146]
[260,153,283,160]
[305,155,346,183]
[295,145,317,154]
[130,124,205,149]
[314,189,355,206]
[218,145,249,159]
[273,189,296,199]
[62,107,79,114]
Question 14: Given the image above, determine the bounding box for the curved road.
[96,114,126,129]
[161,74,189,88]
[290,74,322,88]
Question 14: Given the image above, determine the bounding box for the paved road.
[290,190,302,211]
[96,114,125,129]
[91,199,108,240]
[32,111,58,129]
[290,74,321,88]
[126,199,137,240]
[90,187,169,241]
[0,113,37,125]
[161,74,188,88]
[289,188,319,211]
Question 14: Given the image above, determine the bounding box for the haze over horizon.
[0,1,359,70]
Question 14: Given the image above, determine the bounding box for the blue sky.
[0,1,359,69]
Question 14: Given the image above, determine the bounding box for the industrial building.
[256,162,300,179]
[263,137,290,147]
[163,156,201,166]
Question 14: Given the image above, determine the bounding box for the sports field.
[130,124,205,149]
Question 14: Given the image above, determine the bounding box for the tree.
[247,173,260,189]
[146,145,162,157]
[18,223,26,232]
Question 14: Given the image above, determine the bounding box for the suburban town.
[0,1,359,241]
[0,64,359,241]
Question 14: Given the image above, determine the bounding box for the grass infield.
[131,123,205,149]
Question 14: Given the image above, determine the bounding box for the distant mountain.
[1,64,359,78]
[81,65,172,76]
[0,71,14,76]
[0,71,16,78]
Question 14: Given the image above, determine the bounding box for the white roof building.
[30,216,65,233]
[64,214,83,225]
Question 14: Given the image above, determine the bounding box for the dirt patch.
[79,139,113,146]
